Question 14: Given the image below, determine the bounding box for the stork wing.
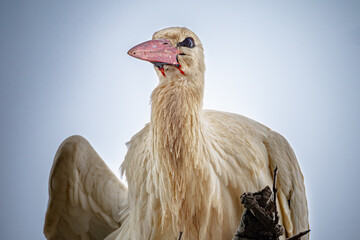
[264,131,309,239]
[44,136,129,240]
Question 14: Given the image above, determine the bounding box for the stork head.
[128,27,205,81]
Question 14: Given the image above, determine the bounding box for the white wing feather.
[264,130,309,238]
[44,135,129,240]
[204,110,309,239]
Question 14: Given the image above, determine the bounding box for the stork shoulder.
[202,109,270,139]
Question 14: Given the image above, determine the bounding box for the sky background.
[1,1,359,239]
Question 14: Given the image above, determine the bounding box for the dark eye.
[177,37,195,48]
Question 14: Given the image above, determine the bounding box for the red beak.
[127,39,181,66]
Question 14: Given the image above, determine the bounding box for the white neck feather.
[150,75,213,236]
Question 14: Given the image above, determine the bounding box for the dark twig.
[178,231,183,240]
[286,229,310,240]
[241,190,283,235]
[273,167,279,224]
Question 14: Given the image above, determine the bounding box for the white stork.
[44,27,309,240]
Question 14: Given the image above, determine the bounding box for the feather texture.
[44,136,129,240]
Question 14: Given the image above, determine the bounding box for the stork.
[44,27,309,240]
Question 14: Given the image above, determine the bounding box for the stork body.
[44,27,309,240]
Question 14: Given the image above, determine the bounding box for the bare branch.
[286,230,310,240]
[273,166,279,224]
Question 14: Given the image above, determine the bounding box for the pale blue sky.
[1,1,359,239]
